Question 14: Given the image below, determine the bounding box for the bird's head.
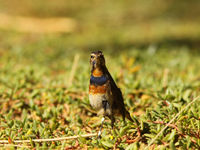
[90,51,105,72]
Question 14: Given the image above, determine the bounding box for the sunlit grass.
[0,44,200,149]
[0,0,200,148]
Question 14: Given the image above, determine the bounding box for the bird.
[88,51,133,137]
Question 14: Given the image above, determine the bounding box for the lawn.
[0,0,200,149]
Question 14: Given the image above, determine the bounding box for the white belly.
[89,94,111,115]
[89,94,105,110]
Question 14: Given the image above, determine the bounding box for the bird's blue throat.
[90,75,107,86]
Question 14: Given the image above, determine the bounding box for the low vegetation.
[0,0,200,149]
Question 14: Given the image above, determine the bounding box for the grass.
[0,43,200,149]
[0,0,200,149]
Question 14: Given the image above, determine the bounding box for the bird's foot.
[97,130,102,139]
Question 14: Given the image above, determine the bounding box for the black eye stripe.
[91,55,95,59]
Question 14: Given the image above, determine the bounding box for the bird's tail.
[125,109,140,127]
[125,109,134,122]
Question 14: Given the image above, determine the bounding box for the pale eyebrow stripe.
[91,53,96,56]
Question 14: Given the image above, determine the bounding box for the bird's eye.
[91,55,94,59]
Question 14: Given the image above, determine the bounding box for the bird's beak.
[92,60,96,67]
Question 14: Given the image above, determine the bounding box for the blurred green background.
[0,0,200,52]
[0,0,200,149]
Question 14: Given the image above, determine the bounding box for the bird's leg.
[110,115,115,129]
[102,100,107,112]
[98,117,105,138]
[98,100,108,138]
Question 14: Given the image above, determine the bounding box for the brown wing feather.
[104,67,125,111]
[103,66,133,122]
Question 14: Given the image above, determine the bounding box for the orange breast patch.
[92,68,103,77]
[89,84,107,94]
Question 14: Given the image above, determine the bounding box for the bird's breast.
[89,84,107,94]
[89,81,108,110]
[90,75,107,86]
[89,74,111,111]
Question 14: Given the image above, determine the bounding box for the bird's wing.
[104,67,125,106]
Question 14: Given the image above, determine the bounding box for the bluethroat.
[89,51,133,137]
